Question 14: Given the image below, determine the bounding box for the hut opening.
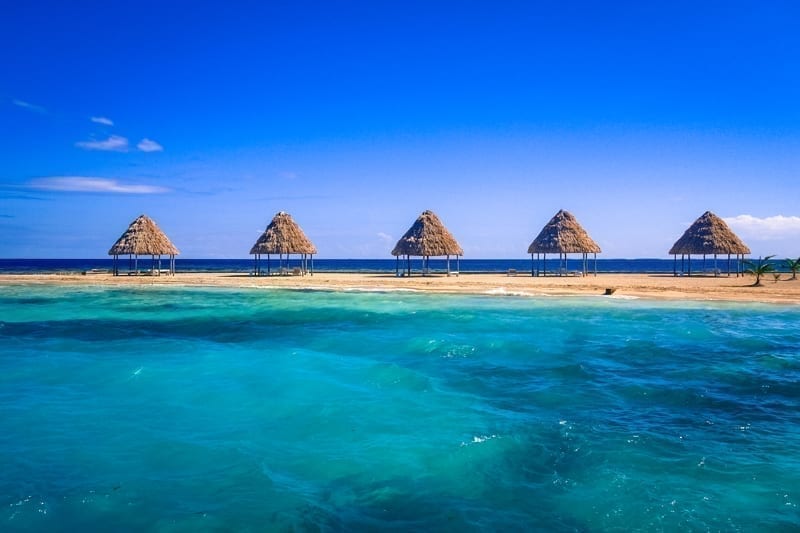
[668,211,750,277]
[108,214,179,276]
[527,210,601,277]
[250,212,317,276]
[391,210,463,277]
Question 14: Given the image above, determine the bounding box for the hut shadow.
[362,272,455,278]
[223,272,316,278]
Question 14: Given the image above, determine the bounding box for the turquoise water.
[1,286,799,531]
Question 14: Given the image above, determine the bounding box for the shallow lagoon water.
[1,285,799,531]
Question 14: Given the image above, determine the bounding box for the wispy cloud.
[724,214,800,240]
[0,191,49,201]
[29,177,169,194]
[75,135,129,152]
[12,99,46,114]
[137,138,163,152]
[279,171,298,180]
[90,116,114,126]
[376,232,393,243]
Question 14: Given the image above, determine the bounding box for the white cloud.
[12,99,46,114]
[29,177,169,194]
[76,135,129,152]
[137,138,163,152]
[724,214,800,240]
[279,171,298,180]
[376,232,393,243]
[90,116,114,126]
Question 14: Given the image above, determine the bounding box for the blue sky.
[2,1,799,258]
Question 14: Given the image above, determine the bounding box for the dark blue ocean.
[0,257,750,275]
[1,285,799,530]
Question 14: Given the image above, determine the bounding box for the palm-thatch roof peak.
[669,211,750,255]
[250,211,317,255]
[108,214,179,256]
[392,210,463,257]
[527,209,601,254]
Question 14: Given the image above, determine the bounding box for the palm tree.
[745,255,775,287]
[785,257,800,280]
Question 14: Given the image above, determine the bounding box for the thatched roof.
[669,211,750,255]
[108,214,179,256]
[250,212,317,255]
[392,210,463,257]
[527,210,601,254]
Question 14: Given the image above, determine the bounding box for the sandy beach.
[1,272,798,304]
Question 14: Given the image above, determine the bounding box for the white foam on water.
[460,434,500,446]
[483,287,549,297]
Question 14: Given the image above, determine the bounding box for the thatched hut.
[527,210,601,276]
[669,211,750,276]
[392,210,463,276]
[108,214,179,275]
[250,212,317,275]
